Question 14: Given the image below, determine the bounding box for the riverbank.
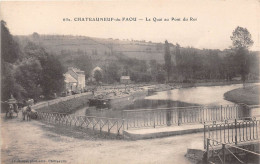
[177,80,259,88]
[35,94,92,114]
[224,85,259,105]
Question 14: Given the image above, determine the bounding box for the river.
[74,83,250,118]
[146,83,244,106]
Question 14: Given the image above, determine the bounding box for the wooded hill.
[14,33,260,83]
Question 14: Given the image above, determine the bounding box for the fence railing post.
[204,123,206,149]
[206,138,210,163]
[221,105,223,122]
[178,108,181,126]
[153,111,156,128]
[222,143,226,164]
[126,112,129,130]
[235,119,238,145]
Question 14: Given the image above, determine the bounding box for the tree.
[1,21,20,102]
[15,60,42,100]
[39,54,65,98]
[231,26,254,49]
[164,40,172,82]
[230,26,254,87]
[94,70,103,84]
[1,20,19,64]
[104,62,120,83]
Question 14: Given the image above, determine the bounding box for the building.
[120,76,131,84]
[64,67,85,92]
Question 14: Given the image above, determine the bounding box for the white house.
[64,67,85,92]
[120,76,131,84]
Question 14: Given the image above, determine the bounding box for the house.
[64,67,85,92]
[120,76,131,84]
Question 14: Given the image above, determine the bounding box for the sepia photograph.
[1,0,260,163]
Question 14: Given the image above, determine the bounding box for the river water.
[74,83,252,117]
[145,84,244,106]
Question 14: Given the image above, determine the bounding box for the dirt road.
[1,113,203,164]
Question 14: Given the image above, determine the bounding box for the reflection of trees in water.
[166,91,172,126]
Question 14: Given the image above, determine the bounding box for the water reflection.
[146,84,244,105]
[75,83,249,118]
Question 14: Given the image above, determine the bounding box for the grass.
[224,85,259,105]
[37,94,91,114]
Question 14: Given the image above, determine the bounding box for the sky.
[1,0,260,51]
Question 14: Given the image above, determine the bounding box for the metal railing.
[204,118,260,149]
[205,138,260,164]
[37,112,125,135]
[124,104,241,129]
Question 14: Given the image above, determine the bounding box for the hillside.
[14,34,167,64]
[13,34,259,84]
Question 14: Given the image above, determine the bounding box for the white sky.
[0,0,260,50]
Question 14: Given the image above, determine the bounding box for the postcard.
[1,0,260,164]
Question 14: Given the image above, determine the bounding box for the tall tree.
[1,20,19,64]
[39,54,65,98]
[1,21,20,101]
[164,40,172,82]
[94,70,103,84]
[230,26,254,87]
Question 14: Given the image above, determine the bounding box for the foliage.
[15,60,42,100]
[1,21,21,101]
[39,54,65,98]
[230,26,254,49]
[103,62,120,83]
[230,26,254,86]
[1,21,19,63]
[164,40,172,82]
[1,21,65,102]
[94,70,103,83]
[73,55,93,78]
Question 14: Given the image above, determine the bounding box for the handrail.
[206,138,260,164]
[204,119,259,149]
[123,104,237,112]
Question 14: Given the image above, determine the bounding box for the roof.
[68,67,85,75]
[120,76,130,80]
[64,73,77,83]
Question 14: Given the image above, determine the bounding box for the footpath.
[124,123,204,140]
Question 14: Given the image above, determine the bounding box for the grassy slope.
[224,85,259,105]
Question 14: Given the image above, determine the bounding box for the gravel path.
[1,113,203,164]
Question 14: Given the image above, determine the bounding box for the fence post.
[178,108,181,126]
[206,138,210,163]
[235,119,237,145]
[221,105,223,122]
[153,111,156,128]
[222,144,226,164]
[126,112,129,130]
[204,123,206,149]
